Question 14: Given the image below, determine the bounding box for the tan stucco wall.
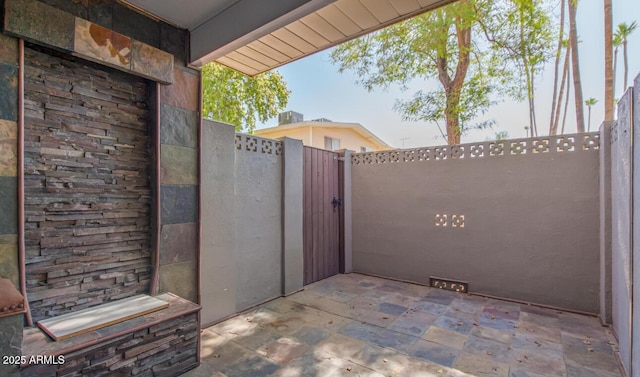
[256,126,389,151]
[255,127,311,145]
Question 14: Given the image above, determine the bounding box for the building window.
[360,146,372,152]
[324,137,341,151]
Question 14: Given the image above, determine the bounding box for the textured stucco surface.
[612,89,632,375]
[234,134,282,311]
[282,137,304,295]
[201,120,238,326]
[352,140,600,314]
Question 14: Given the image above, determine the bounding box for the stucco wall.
[256,127,311,146]
[612,89,632,374]
[633,73,640,377]
[351,134,601,313]
[201,121,304,326]
[234,133,283,310]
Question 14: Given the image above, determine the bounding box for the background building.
[255,111,392,151]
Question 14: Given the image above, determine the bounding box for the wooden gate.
[303,147,341,285]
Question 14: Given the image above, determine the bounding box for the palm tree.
[604,0,613,121]
[616,21,638,90]
[550,0,566,133]
[613,32,622,97]
[585,98,598,132]
[568,0,585,132]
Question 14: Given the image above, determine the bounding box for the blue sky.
[255,0,640,148]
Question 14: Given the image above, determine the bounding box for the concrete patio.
[184,273,621,377]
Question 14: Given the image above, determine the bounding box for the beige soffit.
[212,0,456,76]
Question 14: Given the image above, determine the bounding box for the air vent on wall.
[430,276,468,293]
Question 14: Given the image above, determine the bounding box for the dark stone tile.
[0,119,18,176]
[413,300,449,315]
[0,240,19,286]
[509,349,566,377]
[509,368,548,377]
[470,325,514,345]
[462,335,510,363]
[371,329,419,351]
[0,33,18,65]
[422,289,456,305]
[377,302,408,316]
[405,339,459,367]
[257,337,309,364]
[112,2,159,48]
[160,22,186,66]
[433,315,474,335]
[566,363,621,377]
[39,0,88,18]
[74,18,130,69]
[0,177,17,234]
[234,329,282,351]
[160,222,197,265]
[160,67,199,112]
[478,312,518,331]
[88,0,113,29]
[223,355,279,377]
[131,40,173,84]
[5,0,74,51]
[561,332,614,354]
[159,260,196,302]
[483,306,520,321]
[160,184,198,224]
[292,326,331,346]
[558,313,608,339]
[339,321,382,343]
[0,63,18,122]
[160,144,198,185]
[161,104,198,148]
[0,315,22,377]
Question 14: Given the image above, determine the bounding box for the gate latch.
[331,197,342,211]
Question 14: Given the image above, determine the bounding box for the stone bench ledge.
[22,293,200,362]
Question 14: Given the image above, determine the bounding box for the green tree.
[585,97,598,132]
[615,21,638,91]
[331,0,499,145]
[202,62,290,132]
[479,0,554,137]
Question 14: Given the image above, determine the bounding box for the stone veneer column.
[0,29,22,377]
[281,137,304,295]
[158,67,201,302]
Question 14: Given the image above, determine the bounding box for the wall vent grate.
[430,277,468,293]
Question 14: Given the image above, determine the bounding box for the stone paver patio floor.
[183,273,622,377]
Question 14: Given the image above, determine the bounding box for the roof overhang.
[121,0,456,76]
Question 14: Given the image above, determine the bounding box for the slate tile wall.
[158,67,200,303]
[0,14,22,377]
[0,0,201,313]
